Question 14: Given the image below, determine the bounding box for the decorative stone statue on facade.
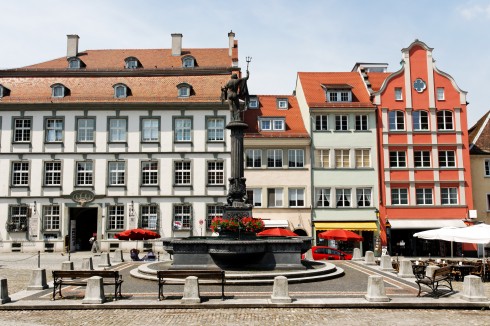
[221,70,250,121]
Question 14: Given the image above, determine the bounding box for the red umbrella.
[318,229,363,241]
[257,228,298,237]
[115,228,161,240]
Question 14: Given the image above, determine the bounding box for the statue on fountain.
[221,67,250,121]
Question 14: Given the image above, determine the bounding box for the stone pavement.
[0,252,489,325]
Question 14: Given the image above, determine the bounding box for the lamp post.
[385,217,391,255]
[374,208,381,257]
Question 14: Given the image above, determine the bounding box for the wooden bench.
[52,270,123,301]
[157,269,225,301]
[415,266,453,297]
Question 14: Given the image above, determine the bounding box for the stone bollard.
[82,276,106,304]
[461,275,488,302]
[81,257,94,270]
[98,252,112,268]
[397,260,415,278]
[0,278,11,304]
[27,268,48,290]
[425,266,439,278]
[364,275,390,302]
[61,261,74,271]
[364,251,376,265]
[380,255,394,272]
[112,249,124,263]
[182,276,200,304]
[352,248,363,261]
[271,276,292,304]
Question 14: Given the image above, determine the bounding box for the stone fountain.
[164,62,311,270]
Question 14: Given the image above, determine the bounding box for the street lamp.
[385,217,392,255]
[374,208,381,256]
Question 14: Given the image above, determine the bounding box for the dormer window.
[0,84,9,98]
[125,57,140,69]
[182,56,195,68]
[113,83,129,98]
[67,57,83,69]
[177,83,192,97]
[249,96,259,109]
[51,84,68,98]
[277,98,288,110]
[323,84,353,102]
[259,117,285,131]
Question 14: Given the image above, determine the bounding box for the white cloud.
[459,3,490,20]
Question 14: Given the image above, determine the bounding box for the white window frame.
[11,162,30,186]
[355,149,370,168]
[413,111,429,131]
[335,115,348,131]
[267,149,283,168]
[439,150,456,168]
[108,161,125,186]
[206,205,223,229]
[140,205,158,230]
[416,188,433,205]
[114,84,127,98]
[178,86,190,97]
[76,161,93,186]
[390,151,407,168]
[109,118,127,142]
[389,111,405,131]
[68,58,80,69]
[395,87,403,101]
[45,118,63,142]
[335,149,350,168]
[43,205,60,231]
[315,188,331,207]
[289,188,305,207]
[441,187,458,205]
[174,161,191,186]
[174,205,191,229]
[7,205,28,232]
[327,90,352,102]
[414,150,431,168]
[315,115,328,131]
[315,149,330,168]
[246,149,262,168]
[246,189,262,207]
[259,118,285,131]
[207,161,224,186]
[13,118,32,143]
[355,115,368,131]
[77,118,95,143]
[182,56,195,68]
[175,118,192,142]
[267,188,283,207]
[336,188,351,207]
[391,188,408,205]
[249,97,259,109]
[277,99,288,109]
[437,87,445,101]
[107,205,125,230]
[207,118,225,142]
[437,110,454,131]
[288,149,304,168]
[356,188,372,207]
[141,161,158,186]
[125,58,139,69]
[44,161,61,186]
[142,118,159,142]
[52,85,65,98]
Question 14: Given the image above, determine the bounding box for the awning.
[314,222,377,231]
[263,219,289,228]
[389,219,466,229]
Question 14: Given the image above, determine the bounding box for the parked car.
[309,246,352,260]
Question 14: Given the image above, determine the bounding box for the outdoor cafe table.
[451,264,475,281]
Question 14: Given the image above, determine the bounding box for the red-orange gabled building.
[243,95,311,235]
[370,40,473,256]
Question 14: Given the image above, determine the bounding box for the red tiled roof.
[244,95,309,138]
[297,72,374,108]
[469,111,490,154]
[0,75,229,103]
[366,72,391,92]
[21,48,233,70]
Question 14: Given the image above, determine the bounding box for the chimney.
[171,33,183,56]
[228,31,235,57]
[67,34,79,58]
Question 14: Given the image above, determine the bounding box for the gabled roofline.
[470,111,490,150]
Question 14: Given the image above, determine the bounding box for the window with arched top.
[113,84,129,98]
[51,84,68,98]
[182,56,195,68]
[177,83,192,97]
[437,110,454,130]
[388,110,405,131]
[67,57,83,69]
[125,57,140,69]
[413,110,429,131]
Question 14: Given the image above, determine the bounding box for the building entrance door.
[69,207,98,251]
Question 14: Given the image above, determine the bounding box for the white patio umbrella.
[413,226,462,257]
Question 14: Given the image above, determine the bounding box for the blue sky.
[1,0,489,125]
